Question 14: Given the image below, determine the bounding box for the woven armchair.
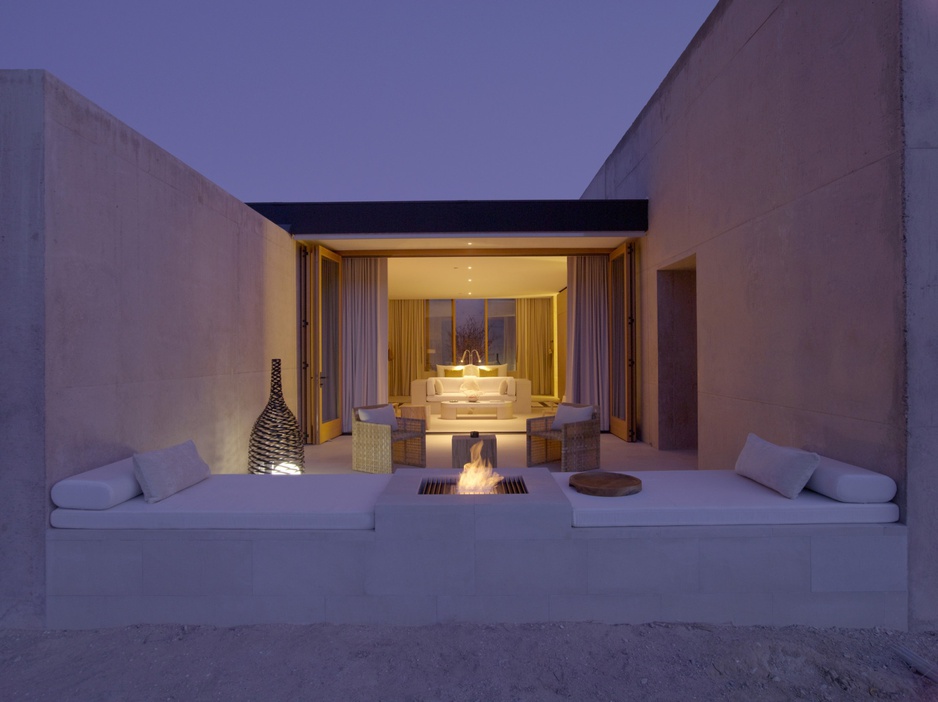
[526,403,600,472]
[352,405,426,473]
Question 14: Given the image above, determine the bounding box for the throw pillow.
[551,404,594,430]
[358,404,399,430]
[734,433,819,499]
[433,379,443,395]
[444,368,464,378]
[479,367,499,377]
[499,379,509,395]
[133,440,211,504]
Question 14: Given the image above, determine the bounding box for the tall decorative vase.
[248,359,305,474]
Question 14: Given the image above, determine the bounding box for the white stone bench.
[45,441,905,630]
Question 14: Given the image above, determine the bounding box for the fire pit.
[418,476,528,495]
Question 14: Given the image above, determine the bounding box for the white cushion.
[551,404,594,430]
[51,474,391,529]
[50,458,142,509]
[358,404,398,430]
[734,433,819,499]
[806,456,897,503]
[554,470,899,526]
[433,379,443,395]
[499,379,509,395]
[133,441,211,504]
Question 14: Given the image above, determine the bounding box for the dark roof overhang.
[246,199,647,236]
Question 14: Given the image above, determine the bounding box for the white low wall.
[45,469,907,630]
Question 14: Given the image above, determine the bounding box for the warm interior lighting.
[457,440,502,494]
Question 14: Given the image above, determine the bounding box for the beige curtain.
[389,300,427,397]
[516,297,553,396]
[342,258,388,432]
[567,255,609,430]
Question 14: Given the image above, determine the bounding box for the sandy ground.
[2,622,936,701]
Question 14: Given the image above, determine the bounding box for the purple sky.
[1,1,717,202]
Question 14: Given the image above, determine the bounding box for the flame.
[456,440,502,495]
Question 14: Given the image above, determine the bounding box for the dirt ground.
[2,622,936,701]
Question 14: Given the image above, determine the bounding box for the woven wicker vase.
[248,359,305,474]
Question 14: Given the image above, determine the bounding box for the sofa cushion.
[806,456,897,503]
[551,404,594,430]
[479,367,499,377]
[51,474,391,529]
[479,364,508,377]
[734,433,819,499]
[133,440,211,504]
[444,368,464,377]
[358,404,398,430]
[51,457,142,509]
[554,470,899,526]
[499,379,509,395]
[433,378,443,394]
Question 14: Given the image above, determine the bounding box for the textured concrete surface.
[0,70,298,627]
[0,70,47,627]
[902,0,938,631]
[582,0,935,627]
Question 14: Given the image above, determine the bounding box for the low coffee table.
[440,399,513,420]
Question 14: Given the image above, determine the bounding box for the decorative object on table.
[569,471,642,497]
[249,359,304,474]
[460,376,482,400]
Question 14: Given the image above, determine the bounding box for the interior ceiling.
[309,233,630,299]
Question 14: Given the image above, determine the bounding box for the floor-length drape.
[342,258,388,432]
[516,297,553,395]
[389,300,427,398]
[567,255,609,430]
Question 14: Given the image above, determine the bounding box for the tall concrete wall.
[902,0,938,631]
[0,71,48,626]
[0,71,298,627]
[584,0,938,629]
[584,0,904,479]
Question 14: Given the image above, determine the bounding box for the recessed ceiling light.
[467,242,473,246]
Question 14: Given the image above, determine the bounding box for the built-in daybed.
[46,436,907,630]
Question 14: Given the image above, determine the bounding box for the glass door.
[310,245,343,444]
[609,242,639,441]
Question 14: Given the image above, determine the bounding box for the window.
[428,298,517,369]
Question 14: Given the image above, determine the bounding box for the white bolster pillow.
[806,456,897,503]
[51,457,142,509]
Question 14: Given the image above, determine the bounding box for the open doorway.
[656,257,698,450]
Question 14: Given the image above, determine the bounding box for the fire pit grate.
[418,476,528,495]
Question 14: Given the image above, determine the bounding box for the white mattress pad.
[553,470,899,527]
[50,473,392,529]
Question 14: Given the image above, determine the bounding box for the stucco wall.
[584,0,904,483]
[0,70,298,627]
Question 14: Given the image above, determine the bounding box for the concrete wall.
[0,71,298,627]
[902,0,938,631]
[584,0,905,478]
[0,71,48,627]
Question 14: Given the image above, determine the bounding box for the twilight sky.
[1,1,717,203]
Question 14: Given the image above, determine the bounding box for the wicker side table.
[451,434,497,469]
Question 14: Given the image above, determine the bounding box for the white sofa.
[410,364,532,415]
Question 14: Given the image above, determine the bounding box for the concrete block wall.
[0,70,298,627]
[584,0,905,478]
[582,0,938,629]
